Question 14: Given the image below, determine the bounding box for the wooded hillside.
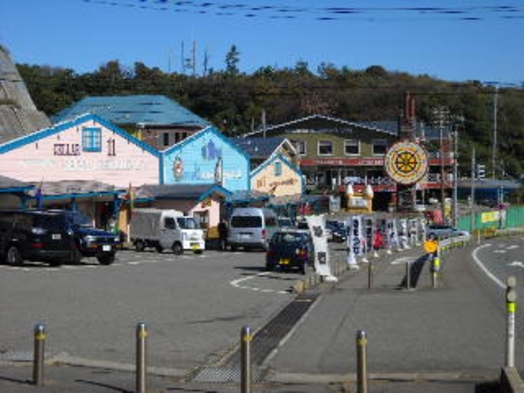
[17,59,524,178]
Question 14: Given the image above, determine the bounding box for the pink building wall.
[0,116,160,188]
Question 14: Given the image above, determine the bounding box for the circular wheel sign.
[384,141,428,185]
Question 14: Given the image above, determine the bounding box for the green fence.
[457,205,524,235]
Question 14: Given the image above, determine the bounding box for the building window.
[291,139,307,156]
[274,161,282,176]
[318,140,333,156]
[82,127,102,152]
[162,132,170,147]
[373,139,388,155]
[344,139,360,155]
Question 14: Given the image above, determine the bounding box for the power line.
[81,0,524,22]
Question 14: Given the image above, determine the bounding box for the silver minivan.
[227,208,279,251]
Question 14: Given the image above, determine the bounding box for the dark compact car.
[265,230,315,275]
[325,220,348,243]
[0,209,119,266]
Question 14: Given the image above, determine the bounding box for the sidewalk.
[0,245,504,392]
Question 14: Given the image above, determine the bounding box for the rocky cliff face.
[0,46,51,144]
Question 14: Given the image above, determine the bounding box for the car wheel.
[155,244,164,253]
[6,245,23,266]
[299,264,307,275]
[48,259,63,267]
[97,253,115,265]
[230,244,237,252]
[70,248,82,264]
[135,240,145,252]
[265,263,274,271]
[172,242,183,255]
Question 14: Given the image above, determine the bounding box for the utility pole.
[433,107,449,224]
[470,148,476,233]
[453,128,459,227]
[491,84,499,179]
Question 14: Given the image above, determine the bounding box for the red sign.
[300,157,385,166]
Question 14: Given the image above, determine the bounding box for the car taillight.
[31,242,44,249]
[295,248,307,257]
[262,229,267,239]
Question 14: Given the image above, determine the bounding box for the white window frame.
[317,140,334,157]
[372,139,388,156]
[344,139,360,156]
[318,140,333,156]
[292,140,307,156]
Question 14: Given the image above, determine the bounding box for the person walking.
[218,219,228,251]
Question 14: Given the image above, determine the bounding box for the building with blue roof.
[53,95,211,150]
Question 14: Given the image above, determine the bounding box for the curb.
[501,367,524,393]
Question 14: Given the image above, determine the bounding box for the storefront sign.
[384,141,428,185]
[300,158,385,166]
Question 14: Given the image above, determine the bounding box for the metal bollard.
[431,252,441,289]
[241,326,252,393]
[506,277,517,368]
[136,323,148,393]
[356,330,368,393]
[33,324,46,386]
[367,261,374,289]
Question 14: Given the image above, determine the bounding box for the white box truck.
[129,208,205,254]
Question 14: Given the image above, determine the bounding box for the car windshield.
[33,214,68,229]
[63,212,93,227]
[273,232,307,243]
[231,216,262,228]
[176,217,200,229]
[278,218,293,227]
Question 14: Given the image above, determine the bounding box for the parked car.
[228,207,279,251]
[0,209,119,266]
[55,210,120,264]
[265,230,315,275]
[326,220,348,243]
[129,208,205,254]
[277,216,295,230]
[426,224,470,240]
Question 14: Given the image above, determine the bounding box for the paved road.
[1,238,518,392]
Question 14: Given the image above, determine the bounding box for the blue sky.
[1,0,523,85]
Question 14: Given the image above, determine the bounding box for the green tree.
[225,45,240,76]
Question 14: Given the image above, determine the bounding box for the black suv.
[0,210,119,266]
[53,210,120,265]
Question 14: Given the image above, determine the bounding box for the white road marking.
[230,272,290,295]
[472,244,505,289]
[508,245,520,250]
[509,261,524,268]
[494,250,507,254]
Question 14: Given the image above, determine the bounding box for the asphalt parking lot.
[0,247,323,373]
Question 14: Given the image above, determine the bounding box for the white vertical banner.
[409,219,419,245]
[398,218,409,249]
[346,215,363,268]
[420,217,427,241]
[386,218,398,252]
[306,215,335,280]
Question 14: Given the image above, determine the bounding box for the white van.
[129,208,205,254]
[228,207,279,251]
